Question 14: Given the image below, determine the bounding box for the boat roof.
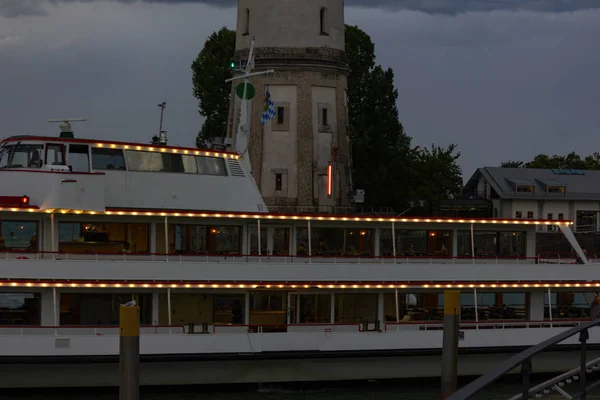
[0,135,238,158]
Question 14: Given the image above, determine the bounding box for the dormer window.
[548,185,566,194]
[516,185,534,193]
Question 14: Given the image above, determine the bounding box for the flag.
[260,85,277,125]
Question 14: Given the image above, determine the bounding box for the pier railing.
[446,318,600,400]
[0,250,552,265]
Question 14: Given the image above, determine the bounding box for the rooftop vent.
[227,158,245,177]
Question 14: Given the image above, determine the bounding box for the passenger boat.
[0,125,599,389]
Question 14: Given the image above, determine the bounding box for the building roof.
[465,167,600,200]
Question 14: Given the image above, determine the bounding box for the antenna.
[47,118,87,138]
[157,102,167,145]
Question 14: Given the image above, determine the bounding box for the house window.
[275,173,283,191]
[548,186,566,193]
[527,211,534,219]
[558,213,564,220]
[322,108,328,127]
[277,107,284,125]
[516,185,534,193]
[516,211,522,219]
[320,8,328,35]
[243,8,250,35]
[547,213,553,220]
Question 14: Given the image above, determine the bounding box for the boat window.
[0,293,41,325]
[0,221,38,250]
[181,155,198,173]
[68,144,90,173]
[196,156,227,176]
[46,144,66,166]
[60,293,152,325]
[0,144,43,169]
[91,148,126,170]
[125,149,226,176]
[126,151,164,172]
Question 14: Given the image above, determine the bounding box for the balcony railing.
[0,250,545,265]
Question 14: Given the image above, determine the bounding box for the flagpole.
[224,37,274,177]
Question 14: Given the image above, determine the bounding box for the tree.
[500,152,600,169]
[411,144,463,200]
[500,160,524,168]
[345,25,462,208]
[191,27,236,148]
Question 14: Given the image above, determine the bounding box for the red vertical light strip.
[327,163,333,197]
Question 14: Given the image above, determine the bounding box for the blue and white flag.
[260,85,277,125]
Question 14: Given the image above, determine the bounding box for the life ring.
[16,256,29,260]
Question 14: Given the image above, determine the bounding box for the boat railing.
[0,250,551,265]
[0,320,591,337]
[538,251,600,264]
[384,319,588,332]
[0,324,186,336]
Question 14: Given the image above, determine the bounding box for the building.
[464,167,600,254]
[226,0,352,214]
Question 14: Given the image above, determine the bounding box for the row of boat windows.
[1,291,594,326]
[0,144,227,176]
[0,220,527,257]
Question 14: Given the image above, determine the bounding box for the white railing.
[0,325,185,336]
[0,320,588,337]
[0,251,540,265]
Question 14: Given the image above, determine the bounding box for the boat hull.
[1,346,598,388]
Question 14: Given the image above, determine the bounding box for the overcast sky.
[1,0,599,177]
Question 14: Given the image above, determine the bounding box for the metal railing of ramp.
[447,319,600,400]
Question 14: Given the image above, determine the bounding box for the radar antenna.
[47,118,87,138]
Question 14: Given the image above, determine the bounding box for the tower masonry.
[227,0,352,214]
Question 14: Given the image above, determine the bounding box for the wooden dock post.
[441,290,460,399]
[120,305,140,400]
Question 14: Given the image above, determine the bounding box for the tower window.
[320,8,329,35]
[275,173,283,191]
[243,8,250,35]
[272,102,290,132]
[322,108,328,126]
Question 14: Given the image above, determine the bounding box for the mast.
[225,37,274,176]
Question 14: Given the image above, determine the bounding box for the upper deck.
[0,135,267,214]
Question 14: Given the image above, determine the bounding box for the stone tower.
[227,0,351,214]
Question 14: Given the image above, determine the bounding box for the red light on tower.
[21,195,29,205]
[327,163,333,198]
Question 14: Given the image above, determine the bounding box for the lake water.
[6,377,600,400]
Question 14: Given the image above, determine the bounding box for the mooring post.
[580,328,589,400]
[120,305,140,400]
[441,290,460,399]
[521,358,531,400]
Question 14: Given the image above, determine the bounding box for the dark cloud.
[3,0,600,18]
